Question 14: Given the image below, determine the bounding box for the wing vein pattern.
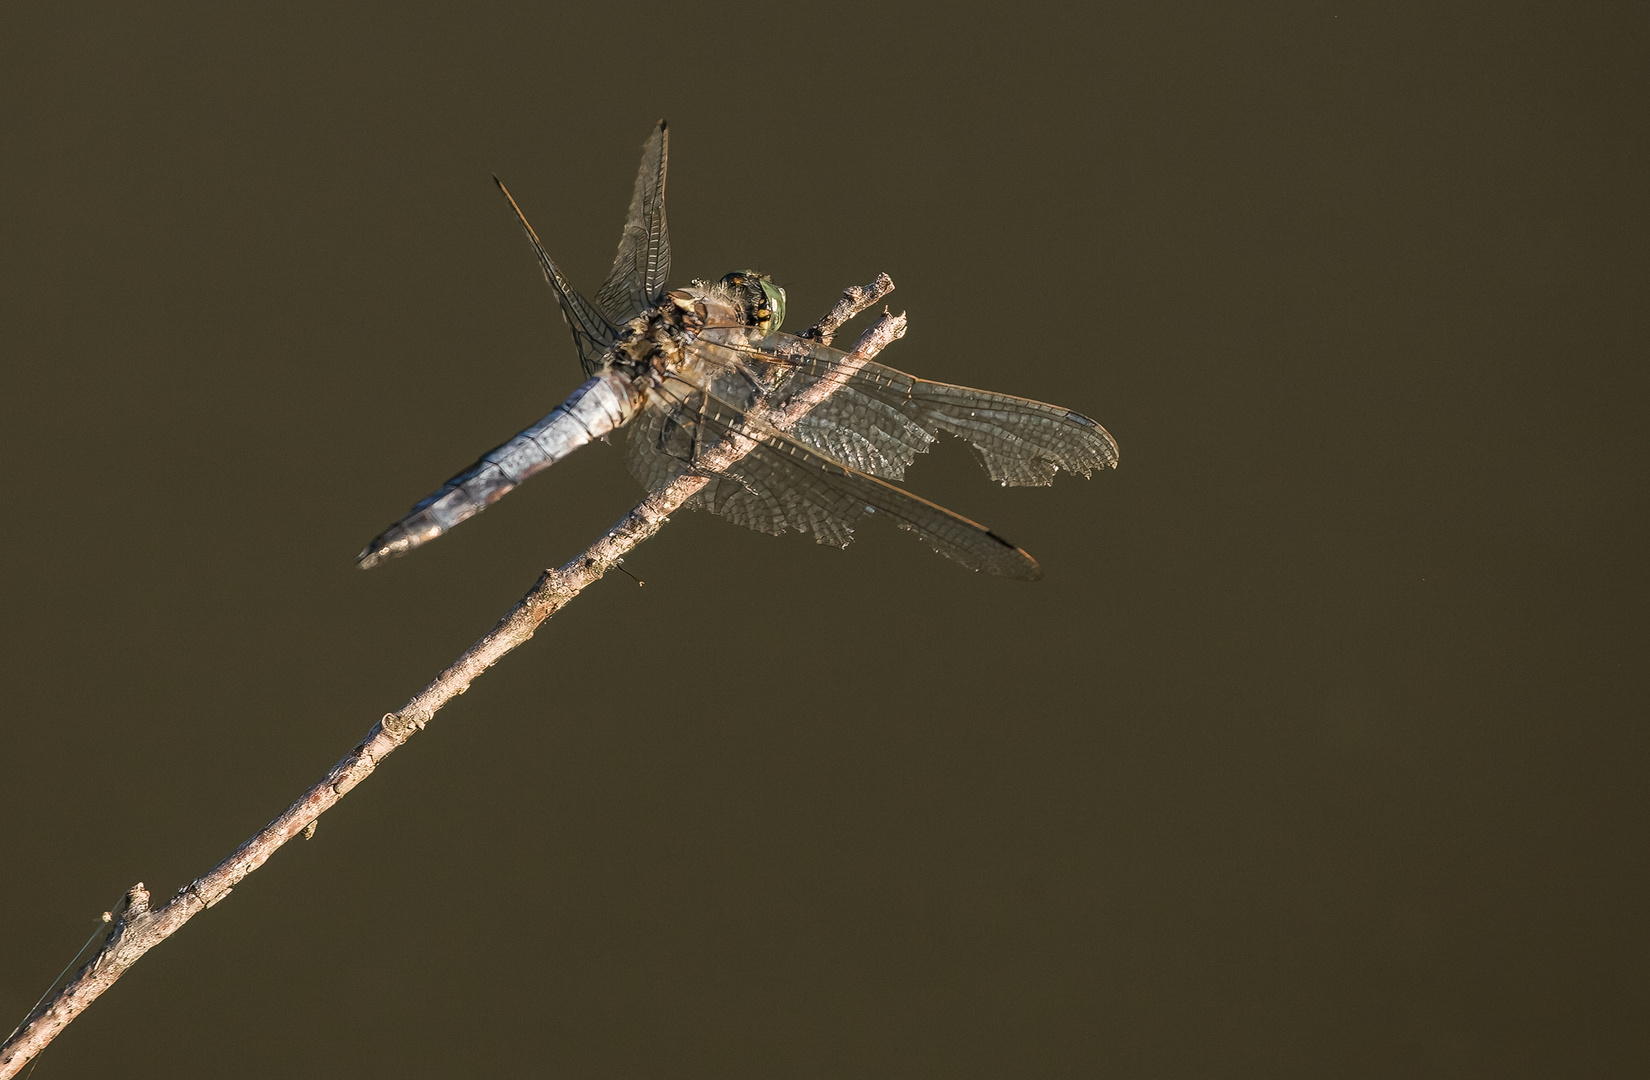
[691,327,1119,485]
[595,121,671,324]
[634,375,1041,579]
[494,179,617,376]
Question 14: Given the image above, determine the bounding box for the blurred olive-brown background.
[2,3,1644,1077]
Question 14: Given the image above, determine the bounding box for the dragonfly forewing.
[494,179,617,376]
[694,327,1119,485]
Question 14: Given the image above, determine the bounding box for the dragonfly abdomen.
[357,372,642,568]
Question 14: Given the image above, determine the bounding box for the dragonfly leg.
[650,409,716,479]
[731,359,771,400]
[689,394,708,465]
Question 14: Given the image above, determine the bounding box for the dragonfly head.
[720,271,786,332]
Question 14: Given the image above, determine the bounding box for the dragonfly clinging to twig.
[357,121,1117,579]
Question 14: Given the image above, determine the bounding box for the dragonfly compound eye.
[758,277,786,332]
[720,271,786,333]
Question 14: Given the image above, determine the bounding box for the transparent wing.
[631,376,1041,579]
[594,120,671,325]
[494,178,617,376]
[626,355,934,485]
[694,327,1119,485]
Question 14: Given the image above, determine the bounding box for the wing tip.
[1065,409,1120,462]
[985,531,1043,581]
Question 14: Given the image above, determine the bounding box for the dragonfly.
[357,122,1117,579]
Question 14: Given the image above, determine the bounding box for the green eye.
[757,278,786,331]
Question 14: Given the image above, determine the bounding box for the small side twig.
[797,272,893,343]
[0,274,900,1079]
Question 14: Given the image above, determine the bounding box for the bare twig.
[0,275,900,1079]
[797,272,893,343]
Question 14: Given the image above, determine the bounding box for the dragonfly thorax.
[598,286,740,389]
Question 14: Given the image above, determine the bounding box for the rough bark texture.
[0,275,900,1079]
